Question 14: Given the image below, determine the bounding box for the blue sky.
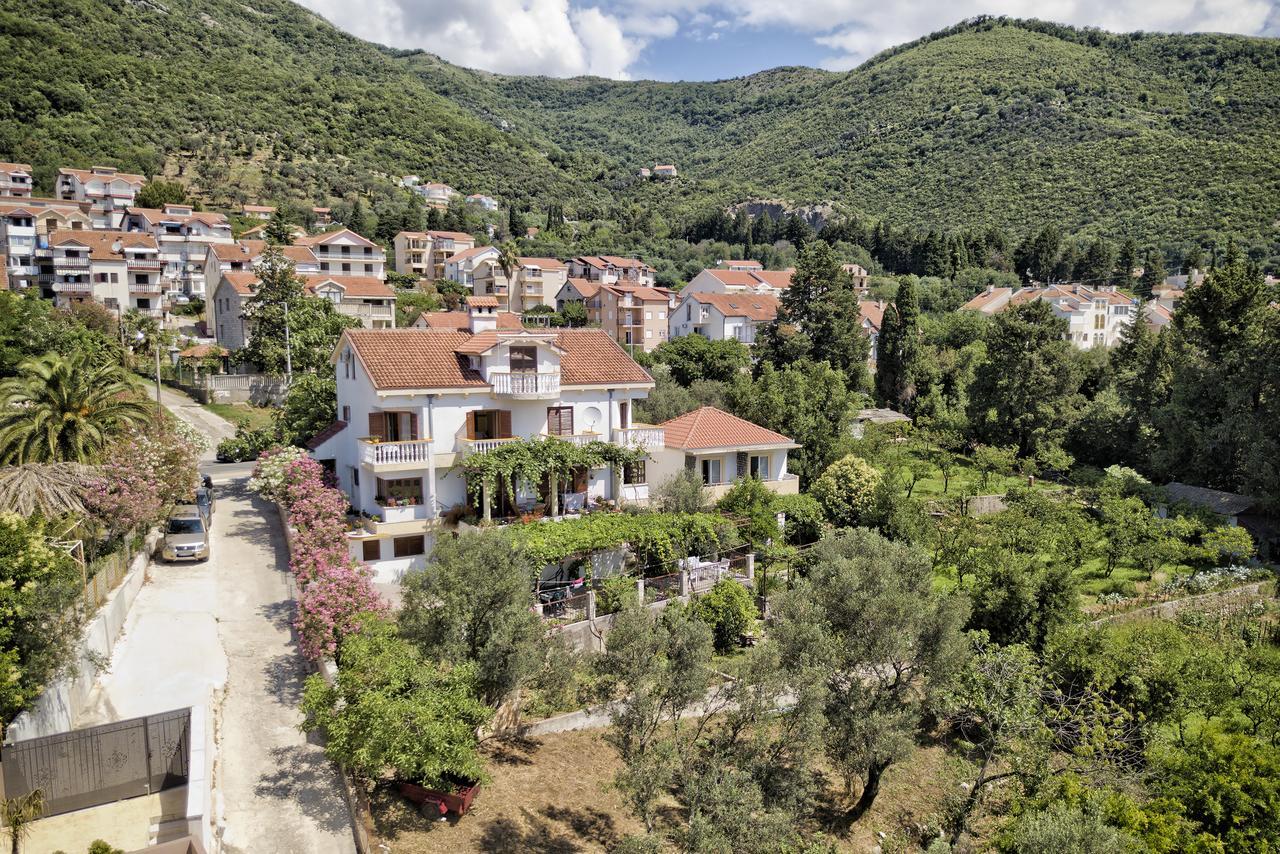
[296,0,1280,81]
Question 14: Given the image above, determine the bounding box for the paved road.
[86,389,355,853]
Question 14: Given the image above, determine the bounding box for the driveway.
[83,389,356,853]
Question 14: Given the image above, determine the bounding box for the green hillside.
[3,4,1279,251]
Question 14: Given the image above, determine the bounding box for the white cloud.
[296,0,653,78]
[297,0,1280,78]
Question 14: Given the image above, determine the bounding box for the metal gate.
[1,708,190,816]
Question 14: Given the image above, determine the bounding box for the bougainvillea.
[83,423,204,537]
[295,562,387,661]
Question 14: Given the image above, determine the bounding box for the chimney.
[468,298,498,333]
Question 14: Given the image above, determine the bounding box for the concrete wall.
[6,529,160,743]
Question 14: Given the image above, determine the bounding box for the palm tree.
[1,788,44,854]
[0,353,152,464]
[0,463,94,517]
[496,241,520,290]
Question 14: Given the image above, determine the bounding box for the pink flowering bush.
[258,446,386,661]
[295,562,387,661]
[84,424,204,539]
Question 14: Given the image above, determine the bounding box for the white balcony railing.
[7,264,39,276]
[127,258,164,271]
[53,281,93,293]
[490,370,560,398]
[359,438,433,467]
[461,437,520,455]
[54,256,90,269]
[376,503,432,523]
[129,282,163,294]
[612,425,665,450]
[335,303,394,320]
[547,432,602,447]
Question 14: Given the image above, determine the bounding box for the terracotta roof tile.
[303,274,394,299]
[660,406,796,451]
[446,246,499,264]
[750,270,793,290]
[687,292,779,321]
[221,271,259,294]
[468,295,499,308]
[50,229,157,260]
[563,278,601,299]
[341,328,652,390]
[296,228,376,247]
[718,259,762,269]
[427,230,474,242]
[414,311,522,330]
[58,166,145,185]
[306,419,347,451]
[519,257,566,270]
[0,162,31,173]
[859,300,886,330]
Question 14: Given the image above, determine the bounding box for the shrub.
[597,574,638,615]
[775,493,825,545]
[810,454,881,529]
[295,562,387,661]
[694,579,759,652]
[248,445,310,501]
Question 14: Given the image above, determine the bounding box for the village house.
[684,266,793,299]
[668,291,780,344]
[202,241,321,332]
[312,207,333,226]
[122,205,234,297]
[648,406,799,501]
[961,284,1137,349]
[652,164,678,178]
[568,255,656,287]
[0,197,93,293]
[405,181,458,209]
[393,230,476,281]
[859,299,885,366]
[242,204,276,221]
[0,162,34,197]
[842,263,871,295]
[48,230,167,318]
[465,194,498,211]
[55,166,145,229]
[718,259,763,271]
[296,228,386,278]
[472,256,568,313]
[409,310,524,331]
[441,245,501,288]
[209,271,396,350]
[556,278,677,351]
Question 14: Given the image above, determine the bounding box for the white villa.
[668,291,780,344]
[961,284,1138,349]
[684,267,793,299]
[649,406,799,502]
[56,166,145,229]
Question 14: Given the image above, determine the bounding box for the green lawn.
[204,402,275,432]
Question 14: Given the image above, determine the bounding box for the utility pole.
[154,342,163,419]
[283,300,293,382]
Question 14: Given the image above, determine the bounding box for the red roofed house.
[718,259,763,271]
[960,284,1137,349]
[209,269,395,350]
[685,266,793,299]
[650,406,799,501]
[310,302,663,576]
[668,291,780,344]
[441,245,501,288]
[859,300,886,366]
[296,228,386,278]
[56,165,146,229]
[568,255,656,287]
[48,229,166,317]
[242,204,276,221]
[393,230,476,281]
[0,197,94,291]
[122,204,234,297]
[555,278,677,351]
[0,162,34,198]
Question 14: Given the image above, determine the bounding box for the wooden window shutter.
[465,411,477,440]
[497,410,513,438]
[367,412,386,440]
[408,413,419,440]
[736,452,748,478]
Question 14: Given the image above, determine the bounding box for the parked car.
[162,508,210,562]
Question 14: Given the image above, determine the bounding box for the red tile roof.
[296,228,376,248]
[687,292,779,321]
[243,204,276,213]
[519,257,566,270]
[468,295,499,308]
[58,166,145,185]
[220,271,259,295]
[660,406,796,451]
[447,246,499,264]
[306,420,347,451]
[751,270,793,290]
[209,241,317,265]
[50,229,157,260]
[127,206,230,228]
[0,162,31,173]
[340,328,653,390]
[303,274,394,299]
[859,300,886,330]
[563,277,601,299]
[718,259,762,269]
[427,230,474,242]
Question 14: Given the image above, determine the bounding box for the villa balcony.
[358,437,434,469]
[612,425,665,450]
[460,436,521,456]
[490,370,560,399]
[127,258,164,271]
[129,281,163,294]
[54,256,90,270]
[53,281,93,294]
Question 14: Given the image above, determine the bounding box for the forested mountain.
[4,2,1280,252]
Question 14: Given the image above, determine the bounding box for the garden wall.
[6,529,161,743]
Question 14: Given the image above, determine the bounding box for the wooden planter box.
[398,779,481,817]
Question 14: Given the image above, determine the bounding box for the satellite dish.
[583,406,602,431]
[110,240,123,253]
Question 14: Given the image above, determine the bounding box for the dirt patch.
[370,729,644,853]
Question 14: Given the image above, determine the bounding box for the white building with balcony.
[684,267,793,299]
[48,230,167,317]
[649,406,800,502]
[297,228,386,279]
[961,284,1138,350]
[308,300,660,577]
[0,198,94,292]
[471,256,568,313]
[568,255,656,287]
[441,245,501,288]
[122,205,234,297]
[56,166,145,229]
[668,291,780,345]
[393,230,476,281]
[0,162,34,198]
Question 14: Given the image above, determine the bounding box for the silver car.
[162,508,210,562]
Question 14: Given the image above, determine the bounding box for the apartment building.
[961,284,1137,349]
[122,205,234,297]
[0,162,34,197]
[472,256,568,313]
[556,278,676,352]
[648,406,799,502]
[684,267,793,299]
[48,230,167,317]
[393,230,476,281]
[441,245,500,288]
[209,270,396,350]
[568,255,656,287]
[400,179,458,209]
[202,241,321,332]
[0,197,93,292]
[308,303,658,575]
[668,291,780,344]
[297,228,386,278]
[56,166,145,229]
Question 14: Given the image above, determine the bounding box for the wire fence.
[82,531,142,611]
